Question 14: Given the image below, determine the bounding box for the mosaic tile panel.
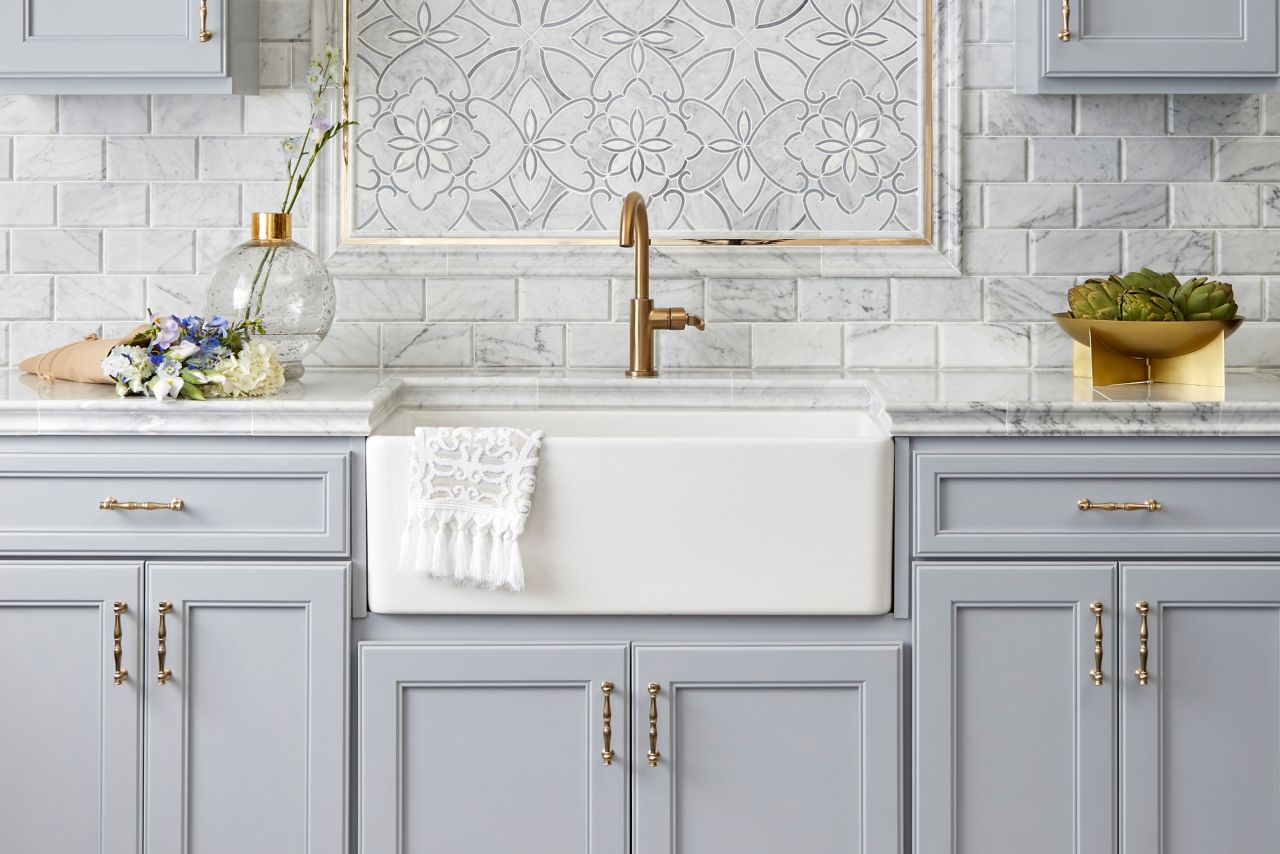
[348,0,927,239]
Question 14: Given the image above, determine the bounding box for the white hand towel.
[398,426,543,592]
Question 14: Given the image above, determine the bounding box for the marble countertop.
[6,367,1280,436]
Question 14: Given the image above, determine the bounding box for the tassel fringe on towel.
[398,426,543,592]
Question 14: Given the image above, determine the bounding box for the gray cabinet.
[358,643,628,854]
[0,560,346,854]
[1017,0,1280,92]
[0,562,142,854]
[633,644,902,854]
[0,0,258,93]
[146,562,348,854]
[915,564,1117,854]
[358,642,903,854]
[1121,564,1280,854]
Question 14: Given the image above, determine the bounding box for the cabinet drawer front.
[0,451,348,555]
[916,451,1280,557]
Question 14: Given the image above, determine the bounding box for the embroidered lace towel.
[399,426,543,592]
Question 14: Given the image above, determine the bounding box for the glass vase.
[204,211,335,380]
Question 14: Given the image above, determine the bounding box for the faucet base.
[625,369,658,378]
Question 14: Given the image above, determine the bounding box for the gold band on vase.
[250,212,292,242]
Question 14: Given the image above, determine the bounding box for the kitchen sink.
[365,409,893,614]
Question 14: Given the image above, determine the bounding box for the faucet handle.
[654,307,704,331]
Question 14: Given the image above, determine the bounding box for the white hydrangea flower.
[209,341,285,398]
[101,345,154,395]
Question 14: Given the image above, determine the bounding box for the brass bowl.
[1053,313,1244,360]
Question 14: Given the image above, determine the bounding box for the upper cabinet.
[1018,0,1280,93]
[0,0,258,93]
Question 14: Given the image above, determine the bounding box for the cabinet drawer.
[0,449,348,555]
[915,450,1280,557]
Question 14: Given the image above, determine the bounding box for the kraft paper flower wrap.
[21,314,286,401]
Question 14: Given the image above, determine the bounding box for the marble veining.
[10,368,1280,436]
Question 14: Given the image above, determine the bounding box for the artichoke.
[1118,288,1184,322]
[1170,277,1238,321]
[1067,269,1239,323]
[1068,277,1128,320]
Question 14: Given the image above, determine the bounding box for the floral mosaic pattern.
[349,0,925,239]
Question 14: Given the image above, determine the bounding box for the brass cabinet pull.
[646,683,661,767]
[1089,601,1104,686]
[100,497,184,511]
[156,602,173,684]
[112,601,129,685]
[198,0,212,42]
[1058,0,1071,41]
[1078,498,1162,512]
[1135,601,1150,685]
[600,682,615,766]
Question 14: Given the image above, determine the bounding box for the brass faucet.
[619,192,704,377]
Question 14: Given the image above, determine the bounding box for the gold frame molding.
[338,0,934,248]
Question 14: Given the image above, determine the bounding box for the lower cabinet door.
[1122,564,1280,854]
[358,642,628,854]
[632,643,902,854]
[915,564,1117,854]
[0,562,142,854]
[144,563,348,854]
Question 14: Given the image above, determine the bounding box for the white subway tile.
[427,278,516,321]
[1123,138,1212,182]
[0,97,57,133]
[962,137,1027,183]
[55,276,146,320]
[845,323,937,368]
[983,93,1073,136]
[475,323,565,367]
[659,323,750,369]
[104,229,193,274]
[0,183,55,226]
[519,278,610,321]
[382,323,472,367]
[1219,231,1280,274]
[751,323,842,368]
[306,322,380,367]
[194,228,249,273]
[259,44,293,88]
[10,320,102,364]
[106,137,196,180]
[0,276,51,319]
[1031,230,1122,275]
[0,137,11,179]
[1078,184,1167,229]
[892,277,983,321]
[11,230,100,273]
[985,276,1075,321]
[1031,137,1119,182]
[964,44,1014,89]
[566,323,628,367]
[798,279,890,321]
[59,96,149,134]
[1170,95,1260,135]
[611,278,703,319]
[706,279,797,321]
[962,229,1029,274]
[1125,230,1215,272]
[261,0,311,40]
[153,95,243,134]
[146,275,209,317]
[13,137,103,180]
[1173,184,1261,228]
[244,90,313,134]
[939,322,1030,367]
[333,277,424,321]
[1077,95,1167,136]
[200,137,288,181]
[984,184,1074,228]
[58,183,148,227]
[1218,138,1280,182]
[151,182,241,227]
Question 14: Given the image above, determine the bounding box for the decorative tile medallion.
[346,0,927,241]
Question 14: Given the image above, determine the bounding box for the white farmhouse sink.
[366,409,893,615]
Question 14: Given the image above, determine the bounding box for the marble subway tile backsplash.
[2,0,1280,372]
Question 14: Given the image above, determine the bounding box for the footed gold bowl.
[1053,313,1244,360]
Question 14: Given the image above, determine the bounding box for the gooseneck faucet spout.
[619,192,704,377]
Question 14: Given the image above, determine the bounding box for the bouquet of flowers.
[101,314,285,401]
